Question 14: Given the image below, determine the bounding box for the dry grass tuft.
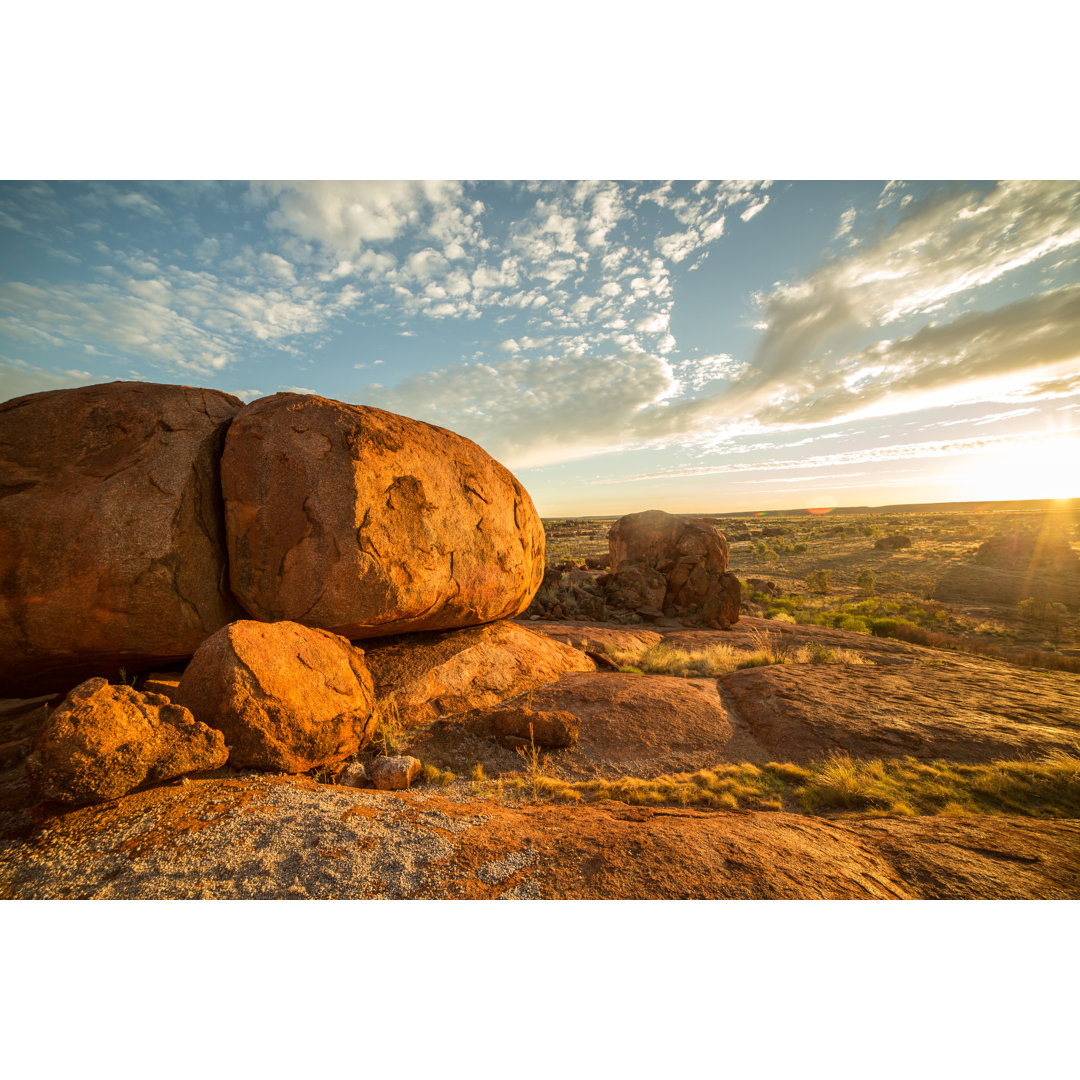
[603,633,870,677]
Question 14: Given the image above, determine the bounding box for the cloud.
[750,282,1080,428]
[357,350,679,468]
[257,180,465,255]
[740,197,770,222]
[608,429,1074,484]
[834,207,856,239]
[112,191,165,218]
[722,182,1080,424]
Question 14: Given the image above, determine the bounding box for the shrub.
[806,569,832,594]
[874,534,913,550]
[856,569,875,595]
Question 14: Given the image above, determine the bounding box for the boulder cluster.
[526,509,741,629]
[2,381,559,803]
[3,383,740,807]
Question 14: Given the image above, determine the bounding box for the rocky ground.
[3,615,1079,900]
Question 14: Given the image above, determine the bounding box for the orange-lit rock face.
[175,620,377,774]
[0,382,244,696]
[25,677,228,805]
[221,394,545,639]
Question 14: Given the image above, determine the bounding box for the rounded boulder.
[221,394,545,638]
[175,620,377,773]
[0,381,243,696]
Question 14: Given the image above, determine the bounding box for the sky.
[2,179,1078,516]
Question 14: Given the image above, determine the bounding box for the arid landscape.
[2,386,1077,900]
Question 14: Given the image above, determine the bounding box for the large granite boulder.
[605,510,740,628]
[175,620,377,773]
[221,393,545,638]
[25,677,228,805]
[363,620,595,724]
[0,382,244,696]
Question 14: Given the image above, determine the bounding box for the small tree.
[807,569,832,595]
[857,569,875,596]
[1046,601,1069,645]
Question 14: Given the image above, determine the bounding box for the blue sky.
[2,179,1078,515]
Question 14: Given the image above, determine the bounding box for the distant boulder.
[605,510,740,628]
[25,677,227,805]
[0,382,244,696]
[221,393,545,639]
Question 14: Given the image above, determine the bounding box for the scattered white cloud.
[607,430,1075,483]
[0,356,100,401]
[834,207,856,239]
[740,197,770,222]
[359,350,680,468]
[256,180,465,255]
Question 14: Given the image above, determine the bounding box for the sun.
[962,433,1080,501]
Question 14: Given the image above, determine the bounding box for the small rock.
[369,756,422,791]
[335,761,369,788]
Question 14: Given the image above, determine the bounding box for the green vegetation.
[420,763,457,785]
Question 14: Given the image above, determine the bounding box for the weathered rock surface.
[3,774,1077,899]
[0,382,244,696]
[488,672,735,779]
[221,393,545,638]
[369,755,421,790]
[601,566,667,615]
[606,509,740,628]
[468,706,580,749]
[335,761,370,788]
[722,657,1080,764]
[175,620,377,773]
[526,623,664,653]
[363,620,594,724]
[24,677,227,805]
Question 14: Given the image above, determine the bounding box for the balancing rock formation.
[607,509,740,629]
[0,383,546,697]
[0,383,244,696]
[221,393,545,638]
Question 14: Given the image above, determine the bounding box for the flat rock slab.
[2,774,1078,899]
[660,616,930,665]
[722,658,1080,764]
[485,671,736,780]
[364,621,595,725]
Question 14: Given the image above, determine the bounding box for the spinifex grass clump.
[602,631,869,677]
[491,751,1080,818]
